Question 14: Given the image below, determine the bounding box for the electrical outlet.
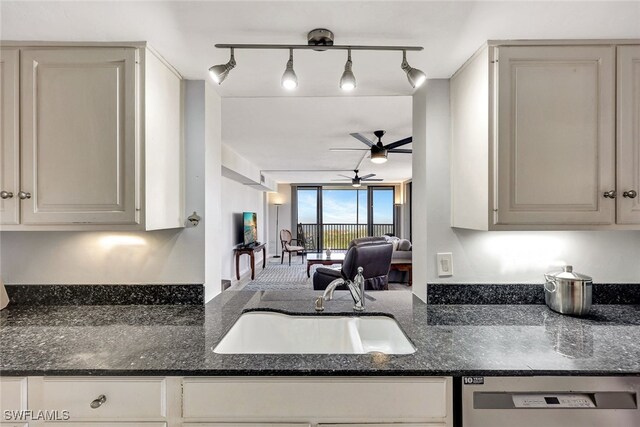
[437,252,453,277]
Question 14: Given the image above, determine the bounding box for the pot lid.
[547,265,592,281]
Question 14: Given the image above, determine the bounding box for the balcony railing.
[298,223,394,251]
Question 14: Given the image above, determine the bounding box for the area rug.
[242,259,341,291]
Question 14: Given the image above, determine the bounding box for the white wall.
[422,79,640,285]
[220,176,266,282]
[411,85,428,301]
[267,184,292,257]
[0,80,214,286]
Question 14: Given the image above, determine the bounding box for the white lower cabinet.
[0,377,27,427]
[6,376,452,427]
[182,377,452,426]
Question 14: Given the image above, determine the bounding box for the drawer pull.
[90,394,107,409]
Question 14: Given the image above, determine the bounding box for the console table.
[234,243,266,280]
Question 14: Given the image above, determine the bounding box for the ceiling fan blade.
[337,174,353,179]
[330,148,370,152]
[331,179,350,181]
[350,133,375,148]
[388,149,412,154]
[385,136,413,150]
[362,178,384,181]
[359,173,376,180]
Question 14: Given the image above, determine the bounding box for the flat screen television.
[243,212,258,246]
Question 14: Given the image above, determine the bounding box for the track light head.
[209,48,236,84]
[281,48,298,90]
[340,49,356,91]
[401,50,427,89]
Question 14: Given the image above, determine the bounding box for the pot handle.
[544,274,557,293]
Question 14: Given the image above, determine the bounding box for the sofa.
[383,235,412,284]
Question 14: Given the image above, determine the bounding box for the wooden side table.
[234,243,266,280]
[390,262,412,286]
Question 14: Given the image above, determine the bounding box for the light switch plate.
[437,252,453,277]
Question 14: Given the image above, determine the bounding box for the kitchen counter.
[1,290,639,376]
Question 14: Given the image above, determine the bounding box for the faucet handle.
[314,296,325,312]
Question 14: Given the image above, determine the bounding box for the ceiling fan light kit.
[209,29,425,91]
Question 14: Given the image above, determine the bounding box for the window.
[295,185,395,250]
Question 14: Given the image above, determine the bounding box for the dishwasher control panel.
[512,394,596,408]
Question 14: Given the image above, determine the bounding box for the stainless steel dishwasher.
[462,376,639,426]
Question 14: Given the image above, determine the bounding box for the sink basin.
[213,311,416,355]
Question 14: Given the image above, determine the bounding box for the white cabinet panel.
[0,377,27,427]
[0,48,20,225]
[38,377,166,420]
[20,48,138,225]
[183,377,449,423]
[496,46,616,225]
[617,45,640,224]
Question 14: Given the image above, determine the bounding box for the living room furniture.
[390,262,412,286]
[312,238,393,291]
[296,223,315,252]
[234,243,266,280]
[280,229,306,265]
[383,235,413,284]
[306,252,346,278]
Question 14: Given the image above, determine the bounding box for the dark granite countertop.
[1,290,639,376]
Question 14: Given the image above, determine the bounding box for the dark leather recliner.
[312,237,393,291]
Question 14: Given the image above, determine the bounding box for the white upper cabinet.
[617,45,640,224]
[21,48,137,225]
[451,41,638,230]
[0,49,20,225]
[0,43,183,230]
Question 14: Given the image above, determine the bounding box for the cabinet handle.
[603,190,616,199]
[90,394,107,409]
[0,191,13,199]
[623,190,638,199]
[17,191,31,200]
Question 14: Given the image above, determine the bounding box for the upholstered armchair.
[280,229,306,265]
[312,238,393,291]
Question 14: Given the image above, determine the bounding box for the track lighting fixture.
[208,48,236,84]
[340,49,356,91]
[209,29,424,91]
[401,50,427,89]
[281,48,298,90]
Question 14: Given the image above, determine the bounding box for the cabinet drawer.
[0,377,27,411]
[183,377,449,422]
[39,377,166,420]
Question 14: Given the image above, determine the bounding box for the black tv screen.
[243,212,257,245]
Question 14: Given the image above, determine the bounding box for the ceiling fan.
[331,169,383,188]
[330,130,412,164]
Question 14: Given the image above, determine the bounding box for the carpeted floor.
[241,257,341,291]
[239,256,411,292]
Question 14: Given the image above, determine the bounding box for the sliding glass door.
[295,185,395,251]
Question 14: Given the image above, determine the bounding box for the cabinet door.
[495,46,616,226]
[20,48,138,225]
[617,45,640,224]
[0,48,20,225]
